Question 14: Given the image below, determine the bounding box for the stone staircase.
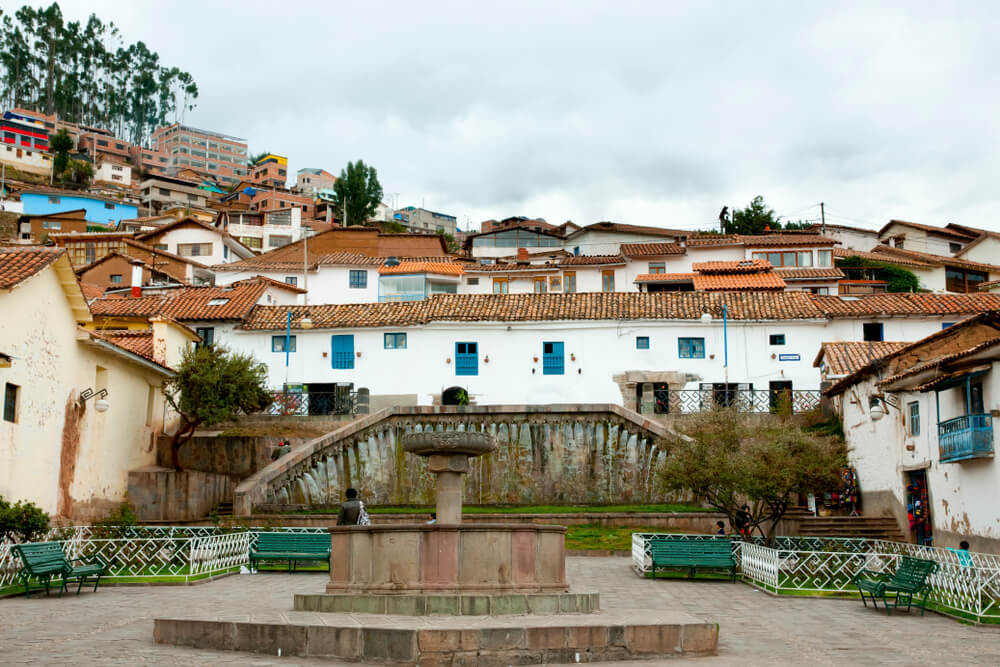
[798,515,906,542]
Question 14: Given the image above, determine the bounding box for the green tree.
[836,256,921,292]
[727,195,781,235]
[0,495,50,543]
[436,229,459,253]
[163,345,272,470]
[248,151,270,168]
[48,127,72,174]
[331,159,384,226]
[61,158,92,187]
[660,409,845,544]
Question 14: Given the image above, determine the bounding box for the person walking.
[734,505,752,540]
[337,488,363,526]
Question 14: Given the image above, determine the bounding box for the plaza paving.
[0,557,998,665]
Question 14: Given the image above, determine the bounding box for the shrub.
[0,496,51,543]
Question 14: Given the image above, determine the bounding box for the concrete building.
[128,145,172,177]
[221,207,306,252]
[151,123,248,187]
[16,210,90,242]
[20,189,138,226]
[0,110,52,177]
[138,174,212,215]
[394,206,458,235]
[0,246,194,520]
[295,168,336,195]
[823,311,1000,551]
[136,217,255,267]
[93,156,132,187]
[249,154,288,188]
[878,219,978,256]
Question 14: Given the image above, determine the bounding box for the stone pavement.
[1,558,998,665]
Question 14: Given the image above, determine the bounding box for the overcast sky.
[42,1,1000,233]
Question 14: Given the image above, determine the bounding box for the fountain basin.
[400,430,496,458]
[326,524,568,594]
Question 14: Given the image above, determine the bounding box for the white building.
[210,292,998,411]
[136,217,256,267]
[823,312,1000,551]
[94,156,132,187]
[221,207,307,253]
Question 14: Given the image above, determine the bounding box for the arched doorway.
[442,386,469,406]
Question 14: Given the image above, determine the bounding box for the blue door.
[331,335,355,369]
[455,342,478,376]
[543,341,564,375]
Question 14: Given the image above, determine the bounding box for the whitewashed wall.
[156,226,230,267]
[821,227,879,251]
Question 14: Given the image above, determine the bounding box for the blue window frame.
[769,334,785,346]
[636,336,650,349]
[678,337,705,359]
[331,335,355,369]
[384,333,407,349]
[349,270,367,289]
[543,341,564,375]
[455,342,478,376]
[942,322,955,329]
[272,335,296,352]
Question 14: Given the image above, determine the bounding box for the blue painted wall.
[21,192,138,225]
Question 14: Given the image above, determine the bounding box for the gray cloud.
[48,0,1000,232]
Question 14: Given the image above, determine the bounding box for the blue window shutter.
[455,341,478,376]
[331,335,354,369]
[543,341,564,375]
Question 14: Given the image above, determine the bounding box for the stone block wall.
[128,467,233,522]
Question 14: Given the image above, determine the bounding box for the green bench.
[853,555,938,616]
[249,532,331,572]
[650,538,737,581]
[12,542,108,598]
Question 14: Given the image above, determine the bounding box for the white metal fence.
[0,526,330,592]
[632,533,1000,624]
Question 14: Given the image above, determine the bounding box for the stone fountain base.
[326,524,568,594]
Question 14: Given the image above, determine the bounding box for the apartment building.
[393,206,458,235]
[249,154,288,188]
[295,168,336,194]
[151,123,248,186]
[138,174,212,214]
[94,156,132,187]
[128,145,171,176]
[0,110,52,176]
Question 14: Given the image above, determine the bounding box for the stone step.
[294,591,600,616]
[154,614,719,665]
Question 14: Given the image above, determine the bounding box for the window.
[85,243,96,264]
[533,277,547,293]
[110,274,123,284]
[816,249,832,267]
[384,333,407,349]
[942,322,955,329]
[195,327,214,347]
[223,246,229,260]
[602,270,615,292]
[3,383,19,423]
[159,188,171,196]
[103,202,114,210]
[563,272,576,293]
[636,336,650,349]
[863,323,884,342]
[467,277,480,286]
[769,334,785,345]
[548,276,561,291]
[949,242,962,254]
[154,244,168,251]
[349,270,368,289]
[207,298,229,306]
[678,337,705,359]
[648,262,666,274]
[331,335,355,369]
[542,341,565,375]
[268,235,291,247]
[285,276,298,287]
[48,195,61,204]
[145,384,155,427]
[908,401,920,436]
[946,267,988,293]
[41,221,61,230]
[455,342,478,376]
[272,335,296,352]
[492,278,509,294]
[177,243,212,257]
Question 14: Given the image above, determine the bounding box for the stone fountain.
[324,429,569,594]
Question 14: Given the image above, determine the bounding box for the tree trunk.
[169,419,199,471]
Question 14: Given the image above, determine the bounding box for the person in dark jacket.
[337,488,362,525]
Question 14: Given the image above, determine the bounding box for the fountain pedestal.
[325,430,569,594]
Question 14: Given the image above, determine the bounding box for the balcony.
[938,413,994,462]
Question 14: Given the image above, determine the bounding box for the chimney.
[130,259,144,297]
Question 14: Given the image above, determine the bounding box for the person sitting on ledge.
[337,488,363,525]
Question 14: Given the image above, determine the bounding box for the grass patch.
[565,525,682,551]
[294,503,711,516]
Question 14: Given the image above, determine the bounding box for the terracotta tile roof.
[880,335,1000,388]
[569,221,690,239]
[869,245,1000,273]
[737,233,836,247]
[558,255,626,266]
[775,267,845,280]
[79,282,106,301]
[619,242,686,257]
[815,341,909,376]
[978,279,1000,291]
[95,329,156,362]
[312,253,385,267]
[379,261,464,276]
[810,293,1000,317]
[685,234,743,247]
[464,263,558,273]
[49,231,136,241]
[0,247,64,289]
[212,252,457,272]
[691,259,771,274]
[833,246,935,269]
[634,273,696,283]
[240,292,828,330]
[692,271,786,291]
[90,276,296,321]
[878,219,979,241]
[807,222,878,234]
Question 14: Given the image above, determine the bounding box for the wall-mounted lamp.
[79,387,110,412]
[869,397,885,421]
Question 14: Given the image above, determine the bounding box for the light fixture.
[700,311,712,324]
[301,316,313,329]
[78,387,109,410]
[870,399,885,421]
[95,399,110,413]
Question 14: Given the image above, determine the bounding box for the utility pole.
[820,201,826,235]
[343,196,347,227]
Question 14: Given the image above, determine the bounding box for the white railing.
[632,533,1000,624]
[1,526,330,592]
